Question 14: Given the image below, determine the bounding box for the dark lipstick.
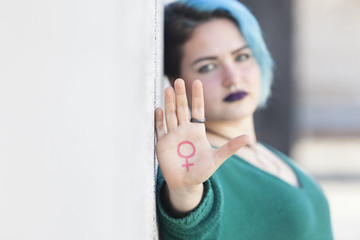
[223,91,248,102]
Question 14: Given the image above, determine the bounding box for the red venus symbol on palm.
[177,141,196,172]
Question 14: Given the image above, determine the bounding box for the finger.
[191,80,204,121]
[164,87,178,132]
[155,107,166,139]
[174,79,189,125]
[213,135,250,168]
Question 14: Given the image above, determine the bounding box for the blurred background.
[242,0,360,239]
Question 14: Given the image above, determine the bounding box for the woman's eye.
[235,54,250,62]
[198,64,216,73]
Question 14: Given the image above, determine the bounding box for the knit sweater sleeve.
[156,170,223,240]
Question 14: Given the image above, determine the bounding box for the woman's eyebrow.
[191,56,217,66]
[191,45,250,66]
[231,45,250,54]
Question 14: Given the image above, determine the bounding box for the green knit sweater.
[156,143,333,239]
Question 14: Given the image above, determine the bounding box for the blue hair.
[180,0,274,108]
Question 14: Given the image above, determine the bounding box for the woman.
[155,0,333,239]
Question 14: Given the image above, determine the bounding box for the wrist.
[164,183,204,217]
[168,183,203,196]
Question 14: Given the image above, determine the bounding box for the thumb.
[213,135,250,168]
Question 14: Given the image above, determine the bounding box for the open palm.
[155,79,249,191]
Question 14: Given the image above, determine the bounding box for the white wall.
[0,0,161,239]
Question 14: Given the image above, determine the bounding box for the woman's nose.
[222,64,240,90]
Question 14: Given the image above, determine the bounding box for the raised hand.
[155,79,249,214]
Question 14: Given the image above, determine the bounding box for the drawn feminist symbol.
[177,141,195,172]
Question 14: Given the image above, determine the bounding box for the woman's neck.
[205,116,257,145]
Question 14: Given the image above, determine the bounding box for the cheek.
[254,67,262,93]
[202,80,221,106]
[244,63,261,89]
[252,71,262,91]
[249,65,262,104]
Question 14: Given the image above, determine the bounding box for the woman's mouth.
[223,91,248,102]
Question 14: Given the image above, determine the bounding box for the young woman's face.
[180,18,262,122]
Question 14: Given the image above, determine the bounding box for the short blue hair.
[180,0,274,108]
